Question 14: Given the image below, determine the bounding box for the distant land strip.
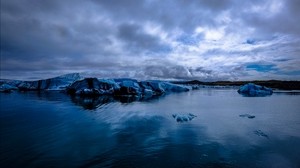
[171,80,300,90]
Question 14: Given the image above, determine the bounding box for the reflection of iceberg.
[254,130,269,139]
[71,95,115,110]
[71,94,163,109]
[172,113,197,122]
[238,83,273,96]
[113,95,140,103]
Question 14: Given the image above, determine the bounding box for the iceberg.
[67,78,191,98]
[115,80,141,96]
[143,89,154,98]
[44,73,82,90]
[113,80,190,97]
[0,83,18,93]
[161,82,191,92]
[0,73,192,101]
[239,114,255,119]
[172,113,197,122]
[17,73,82,91]
[67,78,116,96]
[238,83,273,96]
[141,81,190,94]
[0,79,21,88]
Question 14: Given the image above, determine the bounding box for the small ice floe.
[172,113,197,122]
[239,114,255,119]
[254,130,269,139]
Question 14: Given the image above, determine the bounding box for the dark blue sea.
[1,89,300,168]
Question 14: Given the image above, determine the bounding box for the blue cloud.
[176,34,202,45]
[276,70,300,76]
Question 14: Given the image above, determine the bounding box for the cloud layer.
[1,0,300,81]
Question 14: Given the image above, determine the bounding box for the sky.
[1,0,300,81]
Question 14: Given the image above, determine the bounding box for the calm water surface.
[1,89,300,168]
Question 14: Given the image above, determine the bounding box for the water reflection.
[254,130,269,139]
[78,113,300,168]
[2,91,164,110]
[1,90,300,167]
[79,114,231,168]
[71,95,115,110]
[70,94,164,110]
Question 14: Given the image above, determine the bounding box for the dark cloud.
[234,0,300,36]
[117,23,171,54]
[143,65,190,80]
[1,0,299,80]
[193,0,232,11]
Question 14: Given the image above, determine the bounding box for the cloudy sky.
[1,0,300,81]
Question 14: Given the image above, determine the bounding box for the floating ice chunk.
[238,83,273,96]
[172,113,197,122]
[239,114,255,119]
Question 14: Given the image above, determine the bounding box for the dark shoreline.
[171,80,300,90]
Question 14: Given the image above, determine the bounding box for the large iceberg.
[115,80,141,96]
[67,78,116,96]
[16,73,82,91]
[66,78,190,98]
[238,83,273,96]
[0,73,192,100]
[0,83,18,93]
